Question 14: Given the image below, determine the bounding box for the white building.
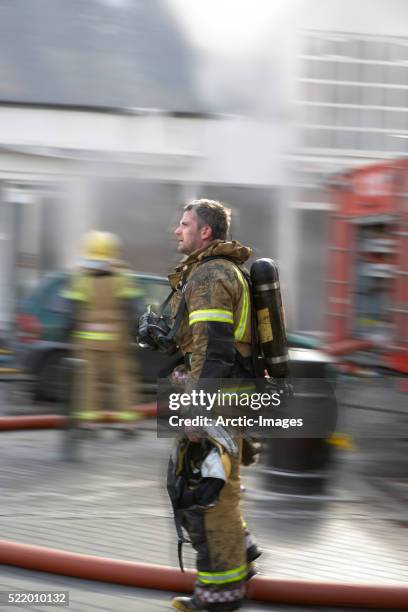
[1,0,407,336]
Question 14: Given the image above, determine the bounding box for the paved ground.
[0,377,407,611]
[0,566,382,612]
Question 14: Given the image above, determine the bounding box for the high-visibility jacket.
[62,266,142,351]
[168,240,252,383]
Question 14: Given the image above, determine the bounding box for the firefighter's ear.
[200,224,212,241]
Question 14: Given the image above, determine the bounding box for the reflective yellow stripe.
[197,564,248,585]
[116,411,141,422]
[69,275,93,302]
[116,286,141,298]
[234,268,249,342]
[188,267,249,336]
[219,384,256,396]
[73,331,118,341]
[114,272,145,299]
[73,410,100,421]
[221,384,256,393]
[61,289,87,301]
[189,309,234,326]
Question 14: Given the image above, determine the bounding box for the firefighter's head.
[82,230,121,262]
[175,199,231,255]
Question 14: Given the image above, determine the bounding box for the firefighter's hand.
[170,366,188,388]
[184,425,202,442]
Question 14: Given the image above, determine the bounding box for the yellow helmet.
[82,231,121,261]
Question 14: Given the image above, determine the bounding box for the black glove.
[176,477,225,509]
[262,376,294,402]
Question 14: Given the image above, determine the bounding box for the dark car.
[15,271,321,401]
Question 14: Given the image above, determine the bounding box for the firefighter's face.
[175,210,211,255]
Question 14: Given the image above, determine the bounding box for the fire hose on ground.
[0,541,407,609]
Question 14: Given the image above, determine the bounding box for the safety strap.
[150,286,186,346]
[158,289,176,318]
[165,294,186,342]
[175,511,190,573]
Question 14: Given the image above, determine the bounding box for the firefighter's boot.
[171,597,241,611]
[171,597,206,611]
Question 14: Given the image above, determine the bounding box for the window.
[385,87,407,107]
[336,83,360,105]
[360,130,384,151]
[337,61,360,82]
[315,60,337,80]
[45,278,71,314]
[318,83,337,104]
[336,107,359,128]
[386,134,408,154]
[136,277,170,313]
[311,128,333,148]
[389,42,408,63]
[360,40,387,61]
[387,65,408,86]
[361,63,385,83]
[334,129,356,150]
[360,108,383,128]
[319,105,336,125]
[384,110,408,131]
[361,85,384,106]
[298,32,408,157]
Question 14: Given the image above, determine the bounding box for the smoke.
[166,0,301,117]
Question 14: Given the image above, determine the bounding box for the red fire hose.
[1,541,407,608]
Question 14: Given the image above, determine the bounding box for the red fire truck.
[326,159,407,374]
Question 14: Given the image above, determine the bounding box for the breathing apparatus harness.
[137,255,289,380]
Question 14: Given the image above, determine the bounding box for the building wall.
[0,108,285,329]
[291,29,408,332]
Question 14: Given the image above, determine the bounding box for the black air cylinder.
[250,258,289,378]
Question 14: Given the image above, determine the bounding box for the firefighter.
[62,230,142,433]
[167,200,261,611]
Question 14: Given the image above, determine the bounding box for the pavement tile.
[0,428,407,587]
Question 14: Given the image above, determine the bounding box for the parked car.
[15,271,321,401]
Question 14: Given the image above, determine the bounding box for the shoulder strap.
[165,293,186,341]
[198,254,240,267]
[198,255,252,287]
[151,282,187,342]
[158,289,176,317]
